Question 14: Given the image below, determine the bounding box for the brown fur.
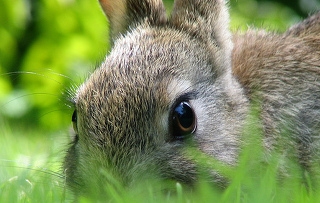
[233,16,320,170]
[63,0,320,196]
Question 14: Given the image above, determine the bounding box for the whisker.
[1,71,82,106]
[1,71,73,85]
[44,69,75,82]
[0,164,65,179]
[38,108,73,119]
[62,84,81,107]
[1,93,63,108]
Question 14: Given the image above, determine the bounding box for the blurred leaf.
[1,0,108,130]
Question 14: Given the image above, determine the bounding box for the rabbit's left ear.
[99,0,167,42]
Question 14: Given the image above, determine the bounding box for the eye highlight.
[171,101,197,140]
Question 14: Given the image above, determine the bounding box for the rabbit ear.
[170,0,232,75]
[99,0,167,42]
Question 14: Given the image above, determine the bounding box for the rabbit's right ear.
[170,0,233,76]
[99,0,167,44]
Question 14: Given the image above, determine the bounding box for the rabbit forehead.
[107,26,214,77]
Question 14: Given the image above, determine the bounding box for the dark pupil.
[174,102,194,130]
[72,110,77,122]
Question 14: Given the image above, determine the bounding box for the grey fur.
[63,0,320,195]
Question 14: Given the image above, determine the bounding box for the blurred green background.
[1,1,319,201]
[0,0,319,132]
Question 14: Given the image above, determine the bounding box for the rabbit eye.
[171,101,196,140]
[72,110,78,133]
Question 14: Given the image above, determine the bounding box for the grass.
[0,120,72,202]
[1,109,320,203]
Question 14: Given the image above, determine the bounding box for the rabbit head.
[64,0,248,194]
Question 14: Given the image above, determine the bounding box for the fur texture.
[63,0,320,196]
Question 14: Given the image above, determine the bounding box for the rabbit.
[63,0,320,196]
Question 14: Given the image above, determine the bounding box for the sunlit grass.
[0,120,71,202]
[1,109,320,202]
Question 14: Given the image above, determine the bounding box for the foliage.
[0,0,108,130]
[1,109,320,202]
[1,0,319,202]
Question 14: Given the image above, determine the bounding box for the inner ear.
[99,0,167,43]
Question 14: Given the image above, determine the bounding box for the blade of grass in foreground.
[0,120,72,202]
[2,107,320,202]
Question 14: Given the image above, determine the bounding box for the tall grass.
[0,120,71,202]
[1,108,320,202]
